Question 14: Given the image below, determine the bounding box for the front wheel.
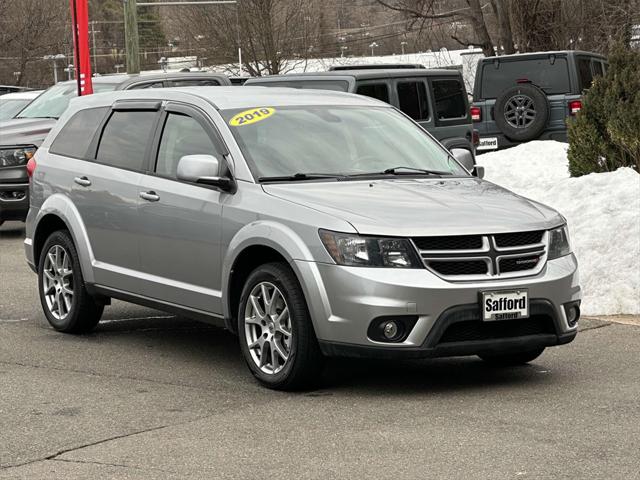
[238,262,324,390]
[479,347,545,366]
[37,230,103,333]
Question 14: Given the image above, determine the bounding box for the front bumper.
[295,254,581,359]
[0,182,29,222]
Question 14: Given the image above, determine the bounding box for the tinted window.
[592,60,604,78]
[128,81,165,90]
[156,114,217,178]
[356,83,389,103]
[432,79,466,119]
[50,107,108,158]
[170,79,221,87]
[249,80,349,92]
[577,58,594,91]
[480,58,570,98]
[397,81,429,121]
[96,111,157,170]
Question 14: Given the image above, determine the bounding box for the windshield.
[0,99,32,121]
[222,106,467,180]
[17,82,118,119]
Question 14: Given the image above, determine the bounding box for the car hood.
[263,177,564,236]
[0,117,57,147]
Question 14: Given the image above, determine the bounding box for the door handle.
[139,191,160,202]
[74,176,91,187]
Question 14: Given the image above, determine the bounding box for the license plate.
[482,290,529,321]
[477,137,499,150]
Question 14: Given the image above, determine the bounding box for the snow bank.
[477,141,640,316]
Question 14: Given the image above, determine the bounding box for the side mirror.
[473,165,485,179]
[176,154,235,192]
[450,148,475,172]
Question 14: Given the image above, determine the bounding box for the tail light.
[569,100,582,115]
[472,129,480,147]
[470,106,482,122]
[26,156,36,178]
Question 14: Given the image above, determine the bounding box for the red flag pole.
[70,0,93,95]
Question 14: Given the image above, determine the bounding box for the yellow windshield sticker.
[229,107,275,127]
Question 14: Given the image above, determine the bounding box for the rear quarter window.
[480,57,570,98]
[355,83,390,102]
[431,79,467,119]
[50,107,109,158]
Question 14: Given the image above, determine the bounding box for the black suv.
[0,72,230,226]
[471,50,607,151]
[245,69,476,170]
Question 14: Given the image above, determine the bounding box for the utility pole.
[89,21,100,73]
[123,0,140,74]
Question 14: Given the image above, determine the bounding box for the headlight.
[319,229,422,268]
[0,146,36,168]
[548,224,571,259]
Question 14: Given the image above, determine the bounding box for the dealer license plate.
[477,137,499,151]
[482,290,529,321]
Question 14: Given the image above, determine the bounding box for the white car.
[0,90,43,121]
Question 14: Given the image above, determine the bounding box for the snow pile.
[477,141,640,316]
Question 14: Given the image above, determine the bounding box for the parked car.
[25,87,581,390]
[245,69,476,169]
[0,85,34,96]
[0,72,230,226]
[0,90,43,121]
[471,50,607,151]
[328,63,426,71]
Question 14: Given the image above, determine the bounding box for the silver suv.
[24,87,581,390]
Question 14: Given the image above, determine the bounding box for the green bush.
[567,45,640,177]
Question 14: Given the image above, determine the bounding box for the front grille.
[413,230,547,280]
[438,315,556,344]
[429,260,488,276]
[494,230,544,248]
[499,255,542,273]
[413,235,483,251]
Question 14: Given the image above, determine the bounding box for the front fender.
[31,193,96,284]
[221,220,320,319]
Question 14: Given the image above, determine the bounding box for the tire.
[238,262,324,390]
[494,84,549,142]
[479,347,545,366]
[37,230,103,333]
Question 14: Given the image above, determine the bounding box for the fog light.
[383,321,398,339]
[563,302,581,327]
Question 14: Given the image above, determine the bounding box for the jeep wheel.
[238,262,324,390]
[479,347,545,366]
[494,84,549,142]
[38,230,103,333]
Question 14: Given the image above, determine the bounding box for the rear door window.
[50,107,109,158]
[128,81,165,90]
[480,57,570,98]
[96,110,158,171]
[355,82,390,103]
[155,113,219,178]
[431,79,467,119]
[397,80,429,121]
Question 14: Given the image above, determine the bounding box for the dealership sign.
[69,0,93,95]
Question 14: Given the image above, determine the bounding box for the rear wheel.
[37,230,103,333]
[238,262,324,390]
[479,347,545,366]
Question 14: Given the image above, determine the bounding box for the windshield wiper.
[346,166,452,177]
[259,173,345,182]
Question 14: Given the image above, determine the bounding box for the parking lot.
[1,220,639,479]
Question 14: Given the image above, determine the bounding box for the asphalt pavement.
[1,221,639,479]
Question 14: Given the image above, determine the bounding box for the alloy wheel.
[244,281,292,375]
[42,245,74,320]
[504,94,536,128]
